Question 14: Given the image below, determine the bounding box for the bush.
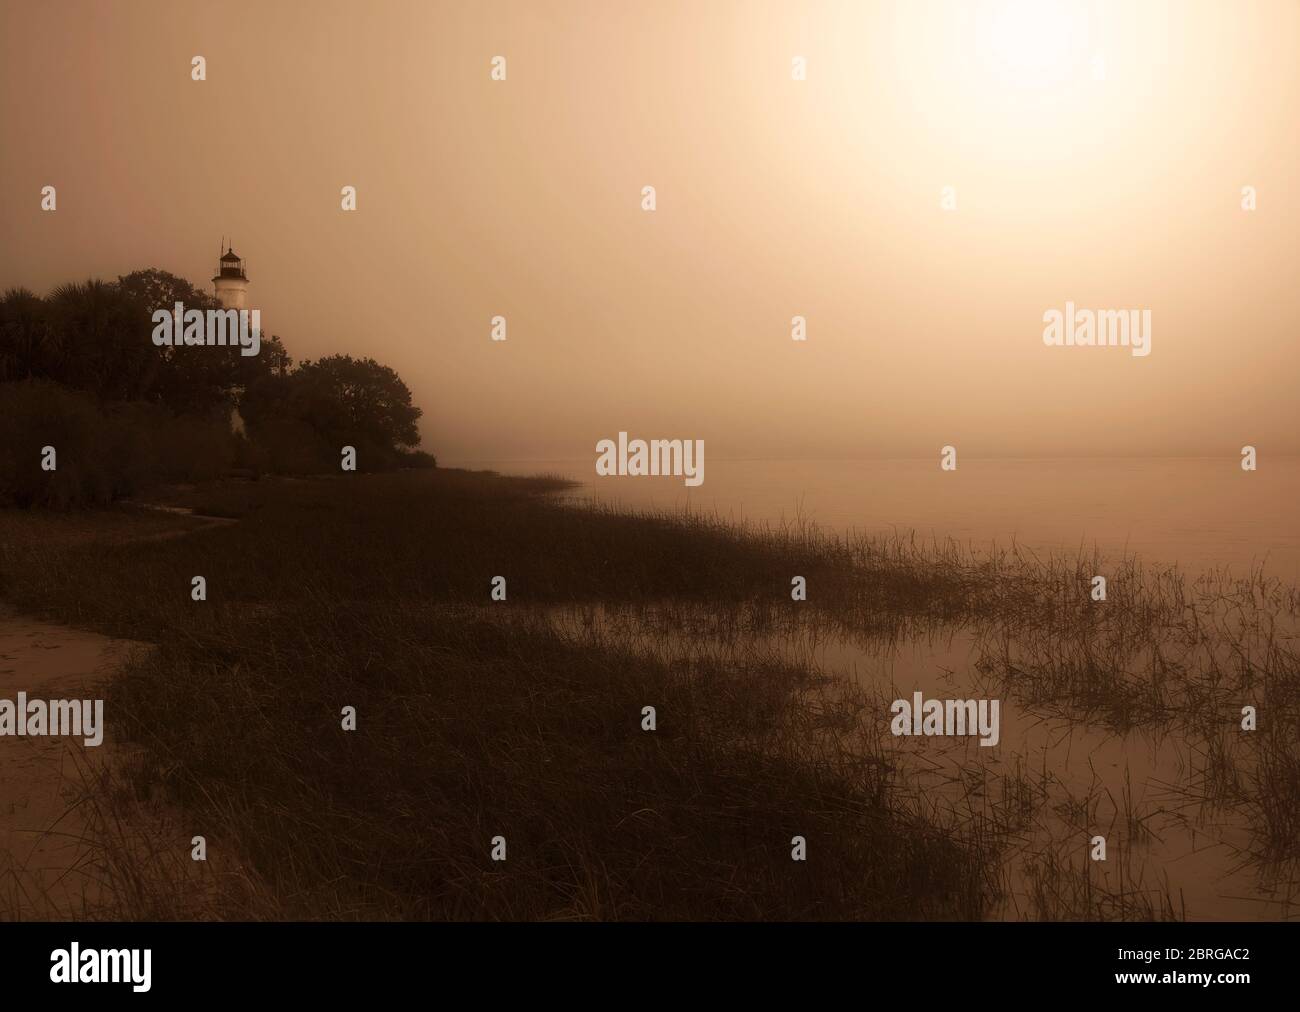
[0,380,247,507]
[395,448,437,469]
[1,371,432,503]
[0,380,120,507]
[250,417,336,475]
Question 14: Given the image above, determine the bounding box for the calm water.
[448,457,1300,581]
[549,602,1294,921]
[460,455,1300,918]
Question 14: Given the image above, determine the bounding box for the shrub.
[0,380,247,506]
[0,380,118,507]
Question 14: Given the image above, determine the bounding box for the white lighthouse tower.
[212,242,249,309]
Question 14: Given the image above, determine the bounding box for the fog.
[2,0,1296,460]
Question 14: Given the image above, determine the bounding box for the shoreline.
[1,468,1296,921]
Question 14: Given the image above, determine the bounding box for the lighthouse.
[212,243,249,309]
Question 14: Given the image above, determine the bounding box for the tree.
[116,268,292,415]
[240,354,424,471]
[2,266,430,482]
[45,279,160,401]
[115,267,213,314]
[296,355,422,448]
[0,287,52,382]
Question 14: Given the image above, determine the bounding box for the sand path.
[0,606,149,918]
[0,503,240,919]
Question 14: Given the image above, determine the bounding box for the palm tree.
[0,286,52,381]
[44,279,159,400]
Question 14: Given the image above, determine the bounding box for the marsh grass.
[1,467,1296,918]
[1,471,996,919]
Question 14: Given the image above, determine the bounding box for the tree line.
[1,267,433,507]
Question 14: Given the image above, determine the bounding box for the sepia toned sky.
[2,0,1297,461]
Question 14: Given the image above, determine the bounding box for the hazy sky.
[2,0,1296,460]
